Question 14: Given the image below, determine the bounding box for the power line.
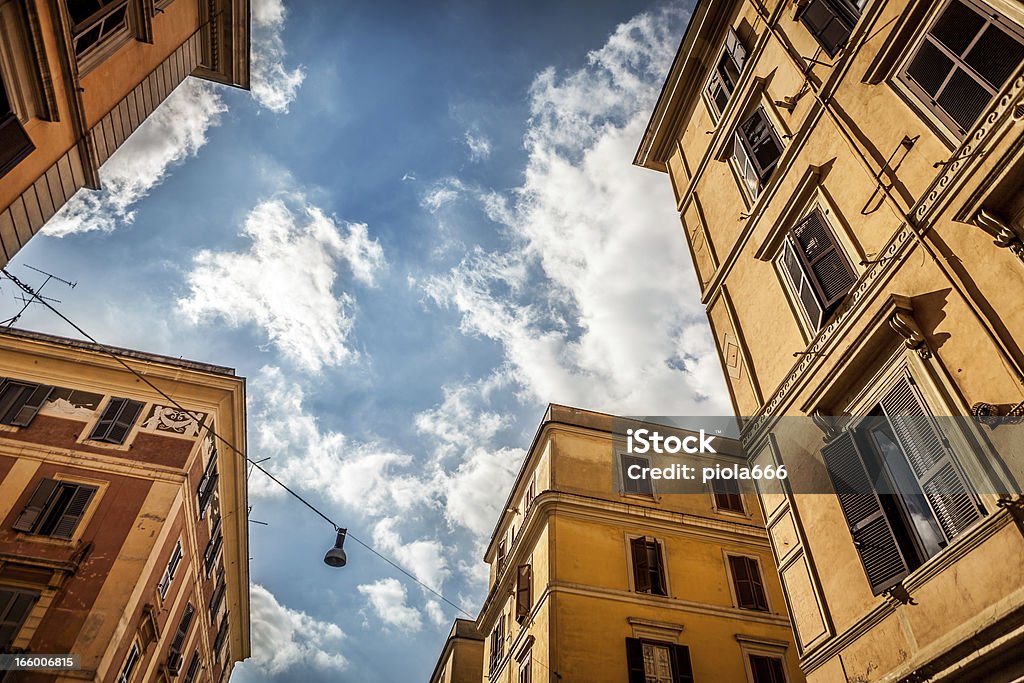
[0,267,474,619]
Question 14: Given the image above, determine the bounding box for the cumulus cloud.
[422,5,730,416]
[251,0,306,113]
[243,584,347,675]
[357,578,423,632]
[464,130,492,162]
[178,198,384,372]
[43,80,226,237]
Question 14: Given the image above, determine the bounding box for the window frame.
[87,396,145,445]
[712,476,747,515]
[625,637,694,683]
[0,586,40,649]
[627,534,670,597]
[117,640,141,683]
[515,563,532,623]
[796,0,866,58]
[895,0,1024,141]
[64,0,135,73]
[157,538,183,600]
[731,107,784,199]
[0,379,53,427]
[703,27,749,120]
[620,452,655,497]
[12,476,100,540]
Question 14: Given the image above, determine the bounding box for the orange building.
[0,0,249,265]
[0,326,250,682]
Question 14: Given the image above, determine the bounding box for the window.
[706,28,747,116]
[213,614,229,661]
[0,380,53,427]
[778,209,856,331]
[13,478,97,539]
[732,108,783,197]
[157,539,183,599]
[713,477,745,513]
[622,454,654,496]
[630,536,667,596]
[89,397,144,444]
[209,569,226,623]
[626,638,694,683]
[197,448,219,518]
[728,555,769,611]
[64,0,130,61]
[496,539,506,573]
[167,602,195,675]
[204,517,223,577]
[182,652,201,683]
[488,617,504,672]
[0,587,38,648]
[749,654,787,683]
[821,371,984,594]
[797,0,865,57]
[524,478,536,508]
[900,0,1024,138]
[518,659,532,683]
[0,71,33,178]
[515,564,532,622]
[117,641,141,683]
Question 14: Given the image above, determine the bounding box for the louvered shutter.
[50,485,96,539]
[733,132,759,194]
[729,556,768,610]
[515,564,532,620]
[12,478,60,532]
[671,644,695,683]
[725,27,747,72]
[821,432,910,594]
[798,0,854,57]
[793,210,856,309]
[0,111,34,178]
[168,603,195,673]
[879,376,983,540]
[91,398,145,443]
[625,638,647,683]
[10,384,53,427]
[782,237,826,329]
[631,537,651,592]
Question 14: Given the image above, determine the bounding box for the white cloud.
[178,198,384,372]
[251,0,306,113]
[422,5,729,416]
[243,584,347,675]
[464,130,492,162]
[357,578,423,632]
[42,80,226,237]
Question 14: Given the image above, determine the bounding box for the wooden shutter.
[724,27,747,72]
[10,384,53,427]
[0,587,38,648]
[0,73,34,178]
[631,537,652,592]
[515,564,532,620]
[12,477,60,532]
[168,602,195,672]
[821,431,910,594]
[782,237,825,329]
[50,484,96,538]
[729,556,768,610]
[797,0,854,57]
[671,644,695,683]
[625,638,647,683]
[792,210,855,309]
[91,398,144,444]
[879,376,983,539]
[183,653,201,683]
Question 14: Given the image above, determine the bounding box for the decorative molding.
[972,208,1024,264]
[912,75,1024,228]
[141,405,206,437]
[889,306,930,359]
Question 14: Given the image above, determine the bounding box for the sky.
[5,0,731,679]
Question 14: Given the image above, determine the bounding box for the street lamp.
[324,528,348,567]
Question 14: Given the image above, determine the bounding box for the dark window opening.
[0,587,39,649]
[706,28,747,116]
[713,477,745,513]
[622,454,655,496]
[0,71,34,179]
[13,478,97,539]
[626,638,694,683]
[64,0,130,60]
[631,536,667,596]
[733,108,783,196]
[750,654,787,683]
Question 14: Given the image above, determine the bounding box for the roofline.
[633,0,727,171]
[480,403,741,562]
[426,618,483,683]
[0,326,236,376]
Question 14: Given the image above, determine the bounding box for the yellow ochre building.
[430,405,803,683]
[636,0,1024,680]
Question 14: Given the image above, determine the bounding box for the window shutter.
[9,384,53,427]
[168,603,195,673]
[798,0,854,57]
[821,431,910,594]
[50,485,96,539]
[622,455,653,495]
[671,644,695,683]
[0,587,38,648]
[879,376,983,539]
[733,132,759,194]
[515,564,532,620]
[782,237,825,329]
[725,27,747,72]
[625,638,647,683]
[91,398,144,444]
[730,556,768,610]
[0,111,35,179]
[631,537,652,592]
[13,478,60,532]
[792,210,855,309]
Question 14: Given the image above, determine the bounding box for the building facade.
[0,0,249,265]
[432,405,803,683]
[0,327,250,682]
[427,619,484,683]
[636,0,1024,680]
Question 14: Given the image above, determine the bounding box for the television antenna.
[1,264,77,327]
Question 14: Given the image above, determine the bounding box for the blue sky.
[6,0,730,679]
